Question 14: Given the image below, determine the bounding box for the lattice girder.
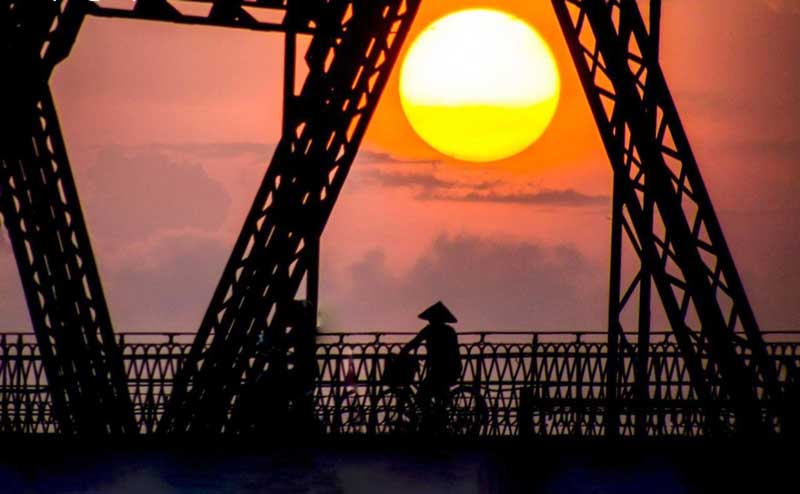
[553,0,781,435]
[0,0,136,434]
[159,0,421,434]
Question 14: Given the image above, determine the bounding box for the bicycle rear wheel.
[447,387,488,436]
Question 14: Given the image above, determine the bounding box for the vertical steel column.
[603,0,659,438]
[632,0,660,438]
[606,175,624,437]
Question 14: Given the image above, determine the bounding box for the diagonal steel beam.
[0,0,136,434]
[159,0,421,434]
[553,0,780,436]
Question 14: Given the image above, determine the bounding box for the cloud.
[103,229,231,331]
[145,143,437,169]
[424,188,609,207]
[356,149,441,166]
[365,169,607,207]
[152,141,274,160]
[321,227,800,333]
[2,225,246,333]
[80,147,231,247]
[366,170,459,190]
[322,233,606,331]
[147,142,439,166]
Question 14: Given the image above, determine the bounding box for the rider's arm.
[401,326,429,354]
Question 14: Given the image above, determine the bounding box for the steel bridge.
[1,0,798,439]
[2,331,799,437]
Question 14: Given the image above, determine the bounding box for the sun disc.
[400,9,560,163]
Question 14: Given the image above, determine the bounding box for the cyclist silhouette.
[399,301,462,421]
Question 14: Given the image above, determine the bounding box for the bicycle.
[370,353,488,435]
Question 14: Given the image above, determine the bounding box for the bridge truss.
[0,0,792,437]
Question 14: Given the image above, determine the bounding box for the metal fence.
[2,332,799,436]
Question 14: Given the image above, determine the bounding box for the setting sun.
[400,9,560,163]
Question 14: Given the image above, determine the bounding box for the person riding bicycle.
[399,301,462,420]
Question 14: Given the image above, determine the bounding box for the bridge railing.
[313,332,800,437]
[2,332,799,436]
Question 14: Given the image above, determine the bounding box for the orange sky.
[0,0,798,332]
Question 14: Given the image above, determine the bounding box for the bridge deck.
[1,332,798,436]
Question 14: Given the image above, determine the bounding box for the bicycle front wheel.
[371,388,418,435]
[447,387,488,436]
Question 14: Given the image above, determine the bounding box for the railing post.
[15,334,24,433]
[576,335,585,436]
[476,333,485,386]
[331,336,343,434]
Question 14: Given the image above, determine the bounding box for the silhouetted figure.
[400,301,462,425]
[239,299,318,437]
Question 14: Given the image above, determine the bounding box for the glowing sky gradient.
[0,0,798,332]
[400,9,560,162]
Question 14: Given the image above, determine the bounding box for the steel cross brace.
[85,0,319,33]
